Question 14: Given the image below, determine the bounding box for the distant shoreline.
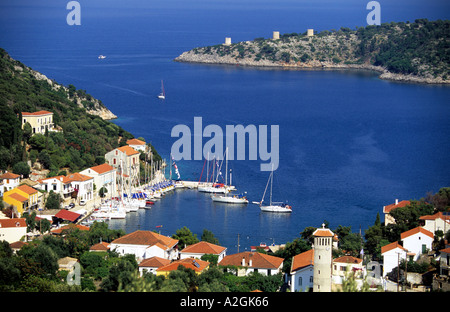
[175,54,449,85]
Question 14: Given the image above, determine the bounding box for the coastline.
[175,52,449,85]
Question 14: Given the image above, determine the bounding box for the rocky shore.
[175,51,449,85]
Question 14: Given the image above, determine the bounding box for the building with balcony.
[21,110,56,135]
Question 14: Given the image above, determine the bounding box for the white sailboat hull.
[260,205,292,213]
[198,186,227,194]
[212,195,248,204]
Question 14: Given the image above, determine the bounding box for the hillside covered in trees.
[0,48,160,177]
[176,19,449,84]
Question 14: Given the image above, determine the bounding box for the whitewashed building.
[419,212,450,235]
[381,241,408,277]
[401,227,434,261]
[0,218,27,244]
[110,230,179,262]
[179,241,227,262]
[80,163,116,197]
[290,249,314,292]
[219,251,284,277]
[0,172,20,197]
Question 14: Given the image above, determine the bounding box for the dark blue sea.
[1,0,449,253]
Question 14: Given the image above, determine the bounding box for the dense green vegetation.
[187,19,449,81]
[0,48,160,176]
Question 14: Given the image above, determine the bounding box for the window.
[298,277,302,286]
[309,276,313,283]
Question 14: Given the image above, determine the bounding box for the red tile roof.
[17,184,38,195]
[313,228,334,237]
[333,255,363,264]
[117,145,140,156]
[51,223,89,234]
[54,210,82,222]
[0,218,27,228]
[65,172,93,182]
[139,256,171,268]
[111,230,178,250]
[22,110,53,116]
[90,242,111,251]
[126,138,146,146]
[381,241,407,254]
[7,193,28,202]
[419,212,450,221]
[0,172,20,179]
[290,249,314,273]
[180,241,227,255]
[157,258,209,273]
[89,163,114,174]
[383,200,411,214]
[219,252,284,269]
[400,227,434,240]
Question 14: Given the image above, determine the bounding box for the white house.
[80,163,116,197]
[419,212,450,235]
[126,138,147,152]
[110,230,179,262]
[401,227,434,261]
[65,173,94,203]
[290,249,314,292]
[0,218,27,244]
[219,251,284,277]
[37,175,73,199]
[0,172,20,197]
[381,241,408,277]
[179,241,227,262]
[138,256,171,276]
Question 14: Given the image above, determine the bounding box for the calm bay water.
[1,1,449,253]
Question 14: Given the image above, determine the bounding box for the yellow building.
[22,110,55,135]
[3,184,40,216]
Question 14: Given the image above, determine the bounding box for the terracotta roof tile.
[54,210,82,222]
[111,230,178,250]
[89,163,114,174]
[157,258,209,273]
[51,223,89,233]
[219,252,284,269]
[400,227,434,240]
[313,228,334,237]
[22,110,52,116]
[291,249,314,273]
[0,172,20,179]
[381,241,407,254]
[7,193,28,202]
[117,145,140,156]
[383,200,411,214]
[0,218,27,228]
[139,256,171,268]
[17,184,38,195]
[126,138,146,145]
[90,242,111,251]
[333,255,363,264]
[181,241,227,255]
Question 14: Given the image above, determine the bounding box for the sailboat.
[158,80,165,99]
[198,152,228,194]
[212,148,248,204]
[258,167,292,213]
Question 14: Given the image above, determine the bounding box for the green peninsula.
[175,19,449,84]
